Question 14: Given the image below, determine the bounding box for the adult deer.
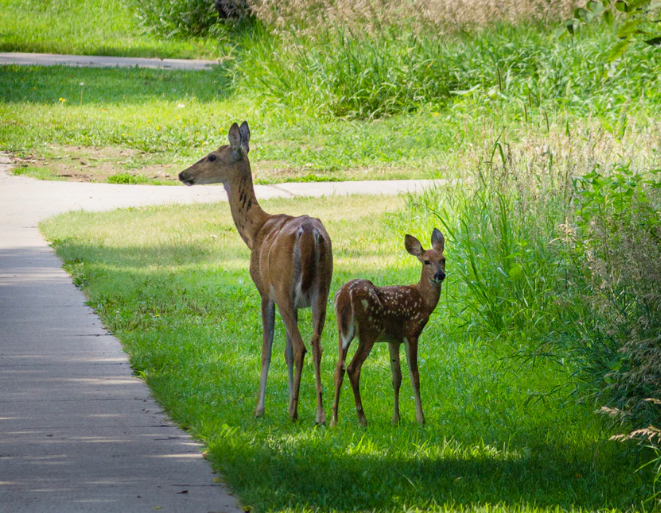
[330,229,445,428]
[178,121,333,423]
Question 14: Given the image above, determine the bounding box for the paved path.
[0,52,218,70]
[0,153,444,511]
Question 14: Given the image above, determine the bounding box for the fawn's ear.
[239,121,250,153]
[405,234,423,257]
[431,228,445,252]
[228,123,241,151]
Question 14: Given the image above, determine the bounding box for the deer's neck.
[416,272,442,315]
[224,166,268,250]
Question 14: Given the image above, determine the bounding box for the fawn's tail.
[334,284,355,348]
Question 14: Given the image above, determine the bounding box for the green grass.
[40,195,650,512]
[0,0,221,59]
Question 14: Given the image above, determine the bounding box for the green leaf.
[630,0,652,9]
[615,1,628,11]
[574,7,588,20]
[645,36,661,45]
[608,38,631,60]
[618,19,642,38]
[603,9,614,24]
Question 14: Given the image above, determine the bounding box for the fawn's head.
[178,121,250,186]
[405,228,446,284]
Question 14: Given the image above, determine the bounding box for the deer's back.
[250,214,332,306]
[336,280,428,342]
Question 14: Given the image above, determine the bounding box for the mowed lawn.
[40,194,646,512]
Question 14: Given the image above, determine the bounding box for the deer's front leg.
[388,341,402,425]
[404,336,425,425]
[255,298,275,418]
[279,301,306,421]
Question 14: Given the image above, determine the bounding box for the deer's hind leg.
[284,310,297,400]
[255,298,275,418]
[310,290,328,425]
[278,299,307,421]
[331,325,352,428]
[347,331,377,428]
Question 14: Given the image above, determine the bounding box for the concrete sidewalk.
[0,52,218,70]
[0,154,444,511]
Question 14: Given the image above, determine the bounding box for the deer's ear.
[228,123,241,151]
[239,121,250,153]
[405,234,423,257]
[431,228,445,252]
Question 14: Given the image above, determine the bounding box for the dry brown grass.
[249,0,580,33]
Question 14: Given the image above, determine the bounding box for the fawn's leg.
[331,330,351,427]
[404,336,425,425]
[255,298,275,418]
[388,341,403,425]
[347,334,376,428]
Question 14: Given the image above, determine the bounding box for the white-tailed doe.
[179,122,333,423]
[331,229,445,427]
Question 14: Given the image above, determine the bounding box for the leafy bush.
[131,0,219,37]
[570,166,661,449]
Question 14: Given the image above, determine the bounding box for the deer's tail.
[297,222,325,294]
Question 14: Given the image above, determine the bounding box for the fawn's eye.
[208,154,217,162]
[424,260,430,265]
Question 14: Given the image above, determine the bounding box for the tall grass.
[409,134,661,490]
[230,22,661,119]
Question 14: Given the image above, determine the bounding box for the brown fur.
[179,122,333,423]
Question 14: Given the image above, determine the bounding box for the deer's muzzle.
[178,170,195,186]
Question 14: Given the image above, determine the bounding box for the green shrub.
[570,166,661,446]
[232,22,661,119]
[131,0,218,37]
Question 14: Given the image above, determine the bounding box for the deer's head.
[405,228,446,285]
[178,121,251,186]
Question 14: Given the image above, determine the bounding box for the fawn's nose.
[434,271,446,282]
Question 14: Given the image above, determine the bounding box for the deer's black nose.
[434,271,446,282]
[178,170,195,186]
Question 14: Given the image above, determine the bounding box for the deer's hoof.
[330,417,338,428]
[254,408,265,418]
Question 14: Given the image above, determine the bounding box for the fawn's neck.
[224,165,268,250]
[415,271,442,315]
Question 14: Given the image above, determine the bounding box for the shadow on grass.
[0,64,232,105]
[211,430,643,512]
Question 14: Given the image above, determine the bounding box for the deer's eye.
[208,154,217,162]
[424,260,430,265]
